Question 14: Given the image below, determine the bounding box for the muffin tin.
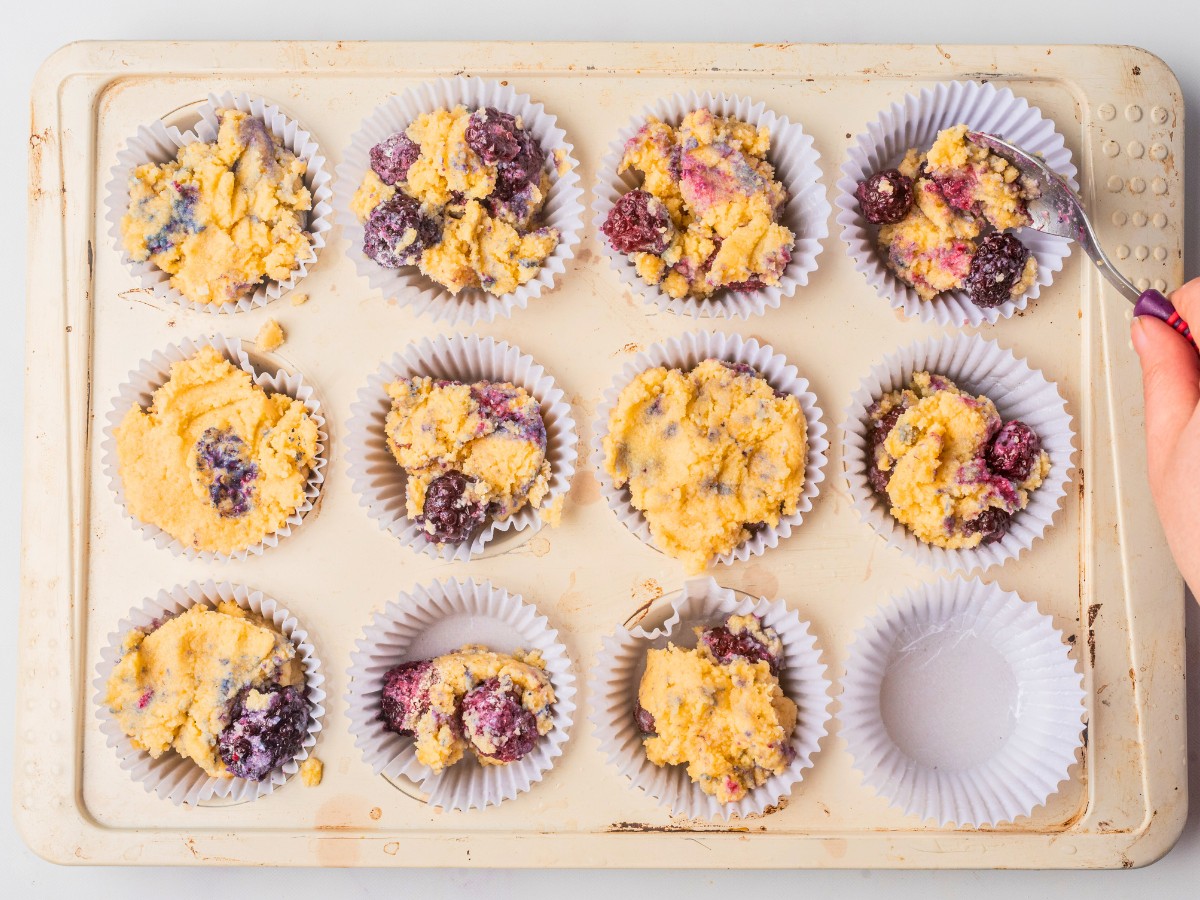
[18,41,1185,868]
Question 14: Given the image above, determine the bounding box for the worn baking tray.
[18,41,1186,868]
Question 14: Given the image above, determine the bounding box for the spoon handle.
[1134,290,1197,351]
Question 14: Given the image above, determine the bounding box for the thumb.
[1132,315,1200,467]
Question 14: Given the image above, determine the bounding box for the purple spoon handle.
[1134,289,1197,351]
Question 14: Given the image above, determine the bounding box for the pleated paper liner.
[839,577,1086,827]
[334,76,584,324]
[101,334,328,562]
[92,581,326,806]
[834,80,1078,326]
[590,576,831,820]
[841,332,1074,573]
[104,91,333,314]
[344,578,576,811]
[592,90,830,318]
[344,333,577,561]
[592,330,827,568]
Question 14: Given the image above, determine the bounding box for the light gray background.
[8,1,1200,895]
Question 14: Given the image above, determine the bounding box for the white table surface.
[9,0,1200,894]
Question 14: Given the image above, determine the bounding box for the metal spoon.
[967,130,1195,351]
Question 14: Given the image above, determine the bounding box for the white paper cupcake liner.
[104,92,333,315]
[592,91,830,319]
[834,80,1078,326]
[101,334,328,562]
[344,578,576,811]
[334,77,584,325]
[840,577,1086,827]
[591,576,831,820]
[345,334,577,561]
[592,330,827,567]
[842,332,1073,574]
[92,581,326,806]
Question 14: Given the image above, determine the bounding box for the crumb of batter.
[256,318,285,352]
[384,376,551,544]
[104,601,306,780]
[601,109,794,300]
[379,645,555,772]
[121,109,313,306]
[539,492,565,528]
[289,292,308,307]
[861,124,1037,308]
[866,371,1051,548]
[350,105,560,296]
[602,358,807,572]
[299,755,323,786]
[636,613,796,803]
[115,346,319,555]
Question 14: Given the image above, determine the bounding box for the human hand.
[1131,277,1200,593]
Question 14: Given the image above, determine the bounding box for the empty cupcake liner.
[334,77,584,325]
[592,330,827,567]
[92,580,326,806]
[104,91,333,315]
[344,578,576,811]
[590,576,831,820]
[101,334,328,562]
[344,334,578,562]
[842,332,1074,573]
[834,80,1078,326]
[592,91,830,319]
[840,577,1086,827]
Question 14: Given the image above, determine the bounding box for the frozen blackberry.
[855,169,914,224]
[601,189,675,255]
[461,678,539,763]
[370,132,421,186]
[418,471,487,543]
[964,507,1011,545]
[494,128,545,201]
[217,684,308,782]
[633,702,656,736]
[987,421,1042,482]
[964,233,1032,308]
[363,193,442,269]
[465,108,523,164]
[194,427,258,518]
[698,619,781,675]
[379,660,434,734]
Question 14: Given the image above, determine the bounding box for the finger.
[1169,276,1200,327]
[1132,315,1200,470]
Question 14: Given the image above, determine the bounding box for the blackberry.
[461,678,538,763]
[965,233,1032,308]
[218,684,308,782]
[601,189,674,254]
[855,169,915,224]
[986,421,1042,482]
[370,132,422,186]
[418,471,487,544]
[379,660,434,735]
[363,193,442,269]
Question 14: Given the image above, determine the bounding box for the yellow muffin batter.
[638,615,796,803]
[115,346,319,555]
[384,646,556,773]
[871,372,1050,548]
[351,105,559,296]
[299,756,323,786]
[876,124,1036,302]
[615,109,794,300]
[104,602,302,778]
[121,109,313,306]
[385,377,551,536]
[602,359,807,572]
